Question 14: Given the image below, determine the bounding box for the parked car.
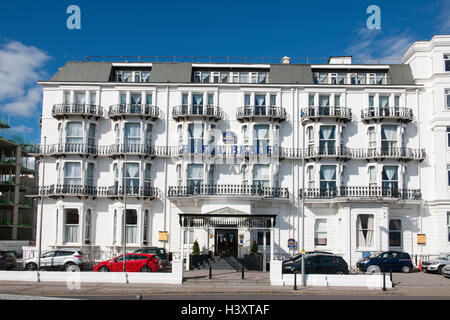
[283,254,349,274]
[421,254,450,274]
[134,247,172,267]
[442,265,450,278]
[0,251,17,270]
[23,249,87,271]
[93,253,161,272]
[282,251,333,269]
[356,251,413,273]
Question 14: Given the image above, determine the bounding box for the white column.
[263,231,267,272]
[270,228,274,262]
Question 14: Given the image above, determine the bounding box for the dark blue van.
[356,251,413,273]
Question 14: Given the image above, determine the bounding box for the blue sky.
[0,0,449,143]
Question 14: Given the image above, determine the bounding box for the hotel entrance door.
[215,229,238,257]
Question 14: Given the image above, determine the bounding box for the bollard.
[390,270,394,287]
[242,267,244,280]
[294,271,297,291]
[209,266,212,279]
[382,273,386,291]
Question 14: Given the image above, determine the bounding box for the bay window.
[66,122,83,146]
[368,166,377,188]
[187,164,203,194]
[188,123,204,153]
[381,125,398,153]
[320,165,337,193]
[144,163,152,190]
[123,163,140,194]
[64,162,81,186]
[253,124,269,155]
[368,126,376,154]
[124,123,141,149]
[382,166,399,192]
[86,163,94,187]
[307,166,315,189]
[87,123,96,152]
[319,125,336,155]
[253,164,270,190]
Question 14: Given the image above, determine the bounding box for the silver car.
[442,265,450,278]
[23,249,87,271]
[421,254,450,274]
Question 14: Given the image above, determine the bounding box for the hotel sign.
[417,234,426,245]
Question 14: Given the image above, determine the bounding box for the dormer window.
[115,70,150,82]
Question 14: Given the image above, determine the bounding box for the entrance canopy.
[179,214,276,229]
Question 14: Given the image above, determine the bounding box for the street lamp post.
[37,137,46,269]
[301,117,306,287]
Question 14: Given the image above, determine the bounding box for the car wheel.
[140,266,152,273]
[438,266,444,275]
[336,270,344,275]
[66,263,80,272]
[98,266,109,272]
[26,263,38,271]
[366,265,380,274]
[401,265,411,273]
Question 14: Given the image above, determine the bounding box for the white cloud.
[438,0,450,34]
[346,28,415,61]
[9,124,34,134]
[0,40,50,117]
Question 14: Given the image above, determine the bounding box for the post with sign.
[417,234,426,270]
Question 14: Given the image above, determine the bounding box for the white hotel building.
[28,35,450,268]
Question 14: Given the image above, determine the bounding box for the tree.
[192,240,200,255]
[250,240,259,255]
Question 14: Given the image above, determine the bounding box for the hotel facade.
[28,35,450,268]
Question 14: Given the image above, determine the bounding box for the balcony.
[172,105,223,122]
[52,104,105,120]
[299,186,421,202]
[28,185,158,200]
[25,144,98,157]
[351,148,426,161]
[300,106,352,124]
[108,104,160,121]
[361,107,414,123]
[236,106,287,122]
[303,146,352,161]
[168,184,290,200]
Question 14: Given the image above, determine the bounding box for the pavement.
[0,266,449,299]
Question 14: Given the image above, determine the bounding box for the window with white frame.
[242,125,248,145]
[308,94,315,107]
[320,165,336,192]
[381,125,398,151]
[87,123,96,149]
[123,163,140,193]
[187,164,203,192]
[306,126,314,152]
[176,164,183,187]
[86,163,94,187]
[120,92,127,105]
[124,123,141,147]
[145,124,152,146]
[183,229,194,244]
[379,95,390,109]
[368,166,377,188]
[319,125,336,154]
[90,92,97,105]
[389,219,402,247]
[146,93,152,105]
[382,166,399,189]
[64,91,71,104]
[446,90,450,109]
[314,219,327,246]
[143,209,149,244]
[447,127,450,148]
[447,165,450,187]
[125,209,137,244]
[445,54,450,72]
[64,209,79,244]
[254,94,266,115]
[192,93,204,114]
[394,95,400,107]
[447,212,450,242]
[64,162,81,186]
[144,163,152,189]
[188,123,204,152]
[65,122,83,146]
[368,127,376,153]
[75,92,86,105]
[356,214,374,248]
[253,124,269,154]
[307,166,315,189]
[85,209,91,244]
[253,164,270,189]
[257,231,270,245]
[116,70,150,82]
[208,164,215,185]
[242,164,249,186]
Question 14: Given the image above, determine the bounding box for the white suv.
[24,249,87,271]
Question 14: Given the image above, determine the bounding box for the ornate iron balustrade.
[172,105,223,121]
[24,144,98,156]
[300,106,352,123]
[108,104,160,120]
[179,214,276,228]
[299,186,421,200]
[351,148,426,161]
[168,184,289,199]
[52,104,105,119]
[28,185,158,199]
[361,107,414,123]
[236,106,287,121]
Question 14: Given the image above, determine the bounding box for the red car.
[93,253,161,272]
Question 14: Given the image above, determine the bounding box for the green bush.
[250,240,259,255]
[192,240,200,255]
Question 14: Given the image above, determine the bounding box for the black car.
[283,254,349,274]
[0,251,17,270]
[134,247,172,267]
[282,251,333,269]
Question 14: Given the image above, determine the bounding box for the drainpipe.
[164,86,169,251]
[416,88,422,260]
